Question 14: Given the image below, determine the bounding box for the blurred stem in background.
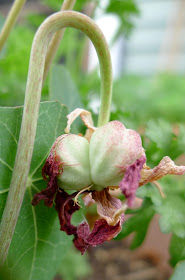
[0,0,26,52]
[43,0,76,81]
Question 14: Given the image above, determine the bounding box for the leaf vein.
[10,246,34,270]
[0,158,13,172]
[0,188,9,195]
[0,121,18,144]
[37,239,56,247]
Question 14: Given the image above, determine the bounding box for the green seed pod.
[53,134,92,190]
[89,121,144,188]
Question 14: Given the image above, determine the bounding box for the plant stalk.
[43,0,76,81]
[0,11,112,265]
[0,0,26,52]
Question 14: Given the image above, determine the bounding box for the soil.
[83,238,172,280]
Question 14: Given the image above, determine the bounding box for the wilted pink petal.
[140,156,185,186]
[55,190,79,235]
[74,218,122,254]
[119,155,146,207]
[32,153,59,207]
[92,189,124,226]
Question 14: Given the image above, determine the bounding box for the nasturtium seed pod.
[32,108,185,255]
[52,134,92,190]
[89,121,144,188]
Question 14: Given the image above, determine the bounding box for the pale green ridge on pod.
[89,121,144,187]
[53,134,92,190]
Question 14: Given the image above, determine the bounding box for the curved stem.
[0,11,112,264]
[0,0,26,52]
[43,0,76,81]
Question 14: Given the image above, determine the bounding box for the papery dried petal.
[55,190,79,235]
[92,189,124,226]
[74,219,122,254]
[139,156,185,186]
[65,108,95,133]
[119,155,146,207]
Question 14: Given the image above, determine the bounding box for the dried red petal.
[55,190,79,235]
[119,154,146,207]
[32,153,59,207]
[74,218,122,254]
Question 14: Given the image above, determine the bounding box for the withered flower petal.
[32,153,59,207]
[92,188,124,226]
[55,190,79,235]
[119,154,146,207]
[74,218,122,254]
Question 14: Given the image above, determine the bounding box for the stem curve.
[0,11,112,264]
[43,0,76,81]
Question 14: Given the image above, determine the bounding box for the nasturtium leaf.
[169,235,185,267]
[115,199,155,249]
[170,260,185,280]
[0,101,74,280]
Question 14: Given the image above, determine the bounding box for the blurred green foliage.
[115,198,155,249]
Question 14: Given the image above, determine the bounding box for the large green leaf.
[0,101,74,280]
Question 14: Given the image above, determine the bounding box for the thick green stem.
[0,0,26,52]
[0,11,112,264]
[43,0,76,81]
